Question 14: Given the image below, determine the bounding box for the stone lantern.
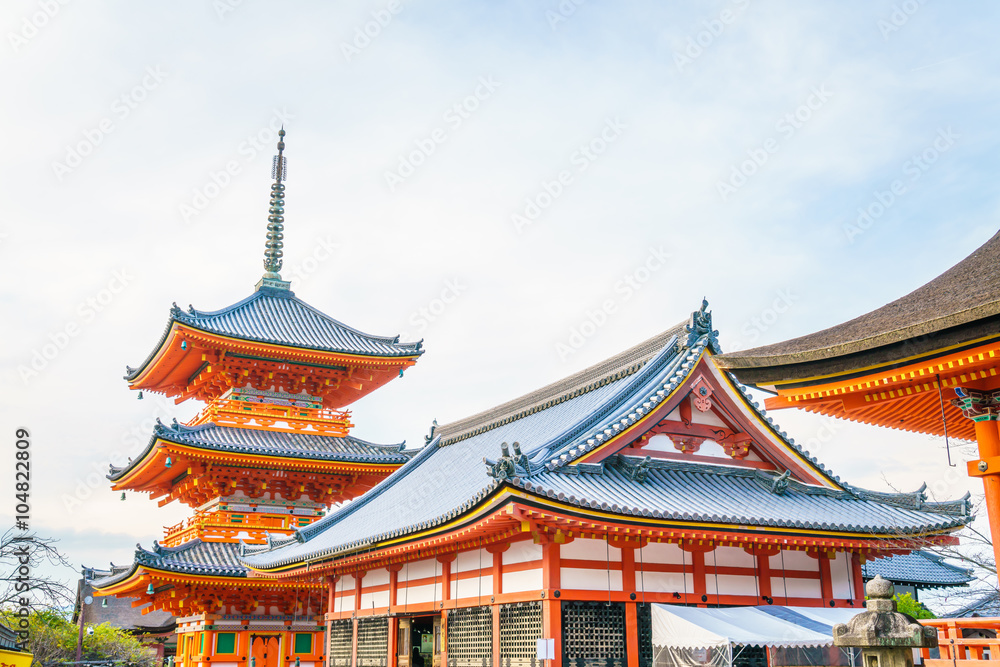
[833,575,938,667]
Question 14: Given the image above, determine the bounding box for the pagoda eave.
[111,439,401,506]
[127,323,419,409]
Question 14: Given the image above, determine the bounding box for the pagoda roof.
[126,287,423,382]
[241,310,971,572]
[862,550,972,589]
[91,540,245,590]
[717,230,1000,385]
[109,422,410,484]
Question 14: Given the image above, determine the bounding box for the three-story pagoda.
[91,130,423,667]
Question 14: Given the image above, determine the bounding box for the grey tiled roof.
[862,551,973,588]
[126,288,422,380]
[953,590,1000,617]
[91,540,246,589]
[109,422,410,480]
[241,321,971,571]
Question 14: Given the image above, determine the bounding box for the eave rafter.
[129,324,419,410]
[94,567,323,617]
[112,441,388,507]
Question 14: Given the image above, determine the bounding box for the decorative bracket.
[953,387,1000,422]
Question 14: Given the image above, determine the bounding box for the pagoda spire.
[257,127,290,291]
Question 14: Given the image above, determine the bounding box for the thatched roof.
[717,230,1000,384]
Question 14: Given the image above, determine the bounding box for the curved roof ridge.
[718,229,1000,369]
[180,290,417,347]
[438,321,686,445]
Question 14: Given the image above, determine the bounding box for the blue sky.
[1,0,998,610]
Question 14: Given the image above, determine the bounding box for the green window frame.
[199,633,205,654]
[216,633,236,654]
[294,633,313,655]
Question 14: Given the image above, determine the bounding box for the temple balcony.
[189,398,353,435]
[161,510,318,547]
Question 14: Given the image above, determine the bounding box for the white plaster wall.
[406,558,437,580]
[712,546,755,568]
[638,542,688,566]
[771,577,821,599]
[363,568,390,588]
[771,550,817,572]
[455,575,493,599]
[561,567,622,591]
[334,594,354,612]
[637,571,692,593]
[561,538,621,561]
[706,574,758,596]
[504,541,543,565]
[455,549,491,572]
[502,568,542,593]
[831,552,855,599]
[400,582,440,605]
[360,590,390,609]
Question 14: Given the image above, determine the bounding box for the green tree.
[896,592,936,620]
[1,609,158,667]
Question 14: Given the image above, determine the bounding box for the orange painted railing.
[162,511,316,547]
[189,398,353,435]
[920,617,1000,664]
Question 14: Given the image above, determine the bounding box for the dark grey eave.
[125,289,424,381]
[716,229,1000,385]
[90,540,247,590]
[108,422,411,481]
[862,550,973,589]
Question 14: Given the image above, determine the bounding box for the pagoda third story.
[90,130,423,667]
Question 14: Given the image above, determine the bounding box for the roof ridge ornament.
[256,126,291,293]
[685,298,720,349]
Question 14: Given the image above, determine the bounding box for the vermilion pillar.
[958,387,1000,574]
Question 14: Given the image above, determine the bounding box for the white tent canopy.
[652,604,834,649]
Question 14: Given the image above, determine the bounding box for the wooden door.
[431,617,442,667]
[397,619,411,667]
[251,635,282,667]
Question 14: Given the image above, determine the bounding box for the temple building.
[240,301,972,667]
[91,130,422,667]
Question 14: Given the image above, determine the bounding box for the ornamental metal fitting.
[262,127,287,280]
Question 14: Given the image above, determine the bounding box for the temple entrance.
[396,616,442,667]
[250,634,281,667]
